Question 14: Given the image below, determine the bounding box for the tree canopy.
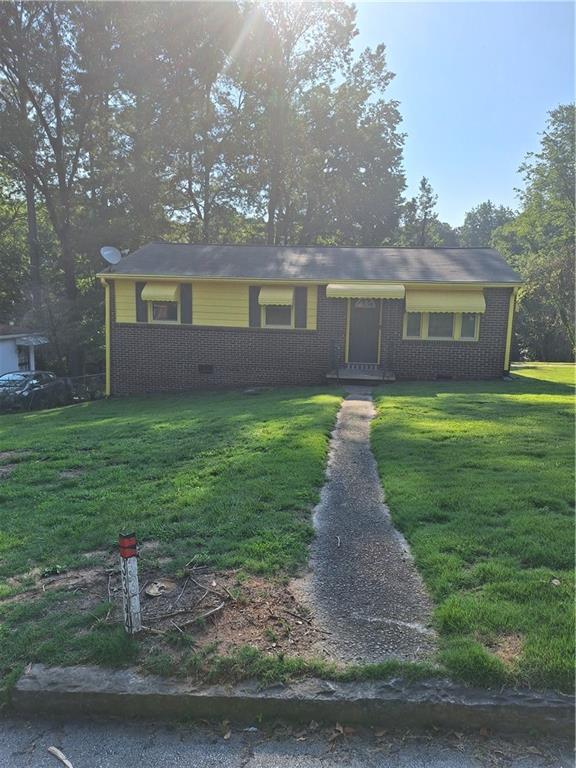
[494,105,575,361]
[0,2,572,370]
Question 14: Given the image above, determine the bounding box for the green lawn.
[0,389,341,579]
[372,363,575,691]
[0,388,341,691]
[1,365,573,695]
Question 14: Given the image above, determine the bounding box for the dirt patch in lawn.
[59,469,85,480]
[137,568,330,659]
[488,634,524,668]
[0,464,16,479]
[1,563,331,662]
[0,450,30,462]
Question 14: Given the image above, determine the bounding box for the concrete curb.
[11,665,574,737]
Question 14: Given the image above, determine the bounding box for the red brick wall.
[380,287,512,380]
[109,284,512,394]
[110,286,347,395]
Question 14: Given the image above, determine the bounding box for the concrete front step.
[326,366,396,382]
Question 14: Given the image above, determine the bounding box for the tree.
[241,3,357,244]
[0,3,118,372]
[398,177,459,246]
[158,3,243,243]
[415,177,437,246]
[460,201,515,247]
[295,43,405,245]
[0,1,412,372]
[494,104,575,360]
[0,175,27,318]
[0,4,111,301]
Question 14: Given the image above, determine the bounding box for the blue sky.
[353,2,574,226]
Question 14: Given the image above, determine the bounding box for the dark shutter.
[135,281,147,322]
[180,283,192,324]
[249,286,261,327]
[294,286,307,328]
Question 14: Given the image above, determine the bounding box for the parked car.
[0,371,71,412]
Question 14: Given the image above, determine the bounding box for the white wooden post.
[119,532,142,634]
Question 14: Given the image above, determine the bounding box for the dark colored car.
[0,371,71,412]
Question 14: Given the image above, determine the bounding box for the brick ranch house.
[98,243,522,395]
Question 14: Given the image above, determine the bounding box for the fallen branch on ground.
[187,575,227,601]
[47,746,74,768]
[175,601,225,629]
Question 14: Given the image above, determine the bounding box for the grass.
[371,363,575,692]
[0,387,341,697]
[1,365,573,697]
[0,388,341,579]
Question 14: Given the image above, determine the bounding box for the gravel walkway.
[303,388,436,664]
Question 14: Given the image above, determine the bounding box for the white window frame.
[147,300,180,324]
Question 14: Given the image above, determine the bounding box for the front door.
[348,299,380,363]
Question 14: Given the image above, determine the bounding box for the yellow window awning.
[258,286,294,305]
[326,283,405,300]
[141,282,180,302]
[405,289,486,314]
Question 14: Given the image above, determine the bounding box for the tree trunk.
[201,81,213,243]
[24,175,42,307]
[266,190,277,245]
[418,214,428,246]
[59,223,77,301]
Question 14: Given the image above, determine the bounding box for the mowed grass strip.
[0,388,341,579]
[372,363,575,692]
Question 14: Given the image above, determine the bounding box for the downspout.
[504,288,518,373]
[101,278,111,396]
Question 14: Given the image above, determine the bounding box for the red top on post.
[118,532,138,559]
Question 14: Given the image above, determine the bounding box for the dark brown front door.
[348,299,380,363]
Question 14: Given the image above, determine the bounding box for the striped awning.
[405,289,486,314]
[258,286,294,305]
[326,283,405,300]
[141,282,180,302]
[15,335,48,347]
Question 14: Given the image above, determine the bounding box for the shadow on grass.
[0,388,341,579]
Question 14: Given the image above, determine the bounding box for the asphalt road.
[0,716,572,767]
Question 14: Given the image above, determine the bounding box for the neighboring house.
[98,244,522,395]
[0,325,48,376]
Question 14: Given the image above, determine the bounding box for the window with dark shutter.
[135,282,147,322]
[180,283,192,324]
[294,286,307,328]
[249,286,261,327]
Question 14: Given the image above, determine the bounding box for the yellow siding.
[193,281,249,327]
[115,280,136,323]
[307,286,317,330]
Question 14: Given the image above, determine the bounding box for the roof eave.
[96,272,522,287]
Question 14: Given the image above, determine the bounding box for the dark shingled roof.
[103,243,522,284]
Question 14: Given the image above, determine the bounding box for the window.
[150,301,178,322]
[17,345,30,370]
[460,313,478,339]
[263,305,292,327]
[403,312,480,341]
[405,312,422,338]
[428,313,454,339]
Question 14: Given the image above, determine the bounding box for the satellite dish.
[100,246,122,265]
